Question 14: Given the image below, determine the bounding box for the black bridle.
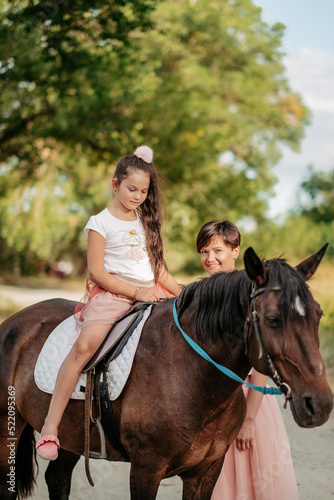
[246,283,292,407]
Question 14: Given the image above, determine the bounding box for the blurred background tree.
[0,0,309,276]
[239,166,334,263]
[299,167,334,223]
[295,167,334,258]
[0,0,158,274]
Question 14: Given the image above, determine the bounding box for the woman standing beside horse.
[36,145,181,461]
[196,219,299,500]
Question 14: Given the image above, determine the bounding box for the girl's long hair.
[113,155,167,281]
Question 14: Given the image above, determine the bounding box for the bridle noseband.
[246,283,292,407]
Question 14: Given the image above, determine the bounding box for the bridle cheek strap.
[246,283,292,408]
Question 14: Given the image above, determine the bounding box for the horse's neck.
[181,302,251,383]
[212,337,251,382]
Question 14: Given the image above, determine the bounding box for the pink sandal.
[36,434,60,461]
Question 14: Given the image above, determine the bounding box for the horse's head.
[244,245,333,428]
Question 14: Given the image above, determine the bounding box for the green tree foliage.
[296,167,334,258]
[0,0,158,274]
[0,0,309,275]
[299,167,334,223]
[241,215,325,262]
[235,165,334,271]
[0,0,157,161]
[297,167,334,366]
[133,0,309,247]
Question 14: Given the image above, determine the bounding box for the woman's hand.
[235,370,267,451]
[236,417,256,451]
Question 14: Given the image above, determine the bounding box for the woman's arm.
[235,370,268,451]
[87,230,162,302]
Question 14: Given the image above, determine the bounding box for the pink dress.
[211,378,299,500]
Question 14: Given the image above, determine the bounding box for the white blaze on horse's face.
[294,296,306,317]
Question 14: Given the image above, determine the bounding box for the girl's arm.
[235,370,268,451]
[158,268,183,297]
[87,230,162,302]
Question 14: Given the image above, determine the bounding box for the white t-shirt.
[84,208,155,286]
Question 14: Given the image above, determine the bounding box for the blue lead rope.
[173,299,282,396]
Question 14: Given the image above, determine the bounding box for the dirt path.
[0,284,82,308]
[1,286,333,499]
[32,409,334,500]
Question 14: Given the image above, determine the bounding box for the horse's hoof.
[36,434,60,461]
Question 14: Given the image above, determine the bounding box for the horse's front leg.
[45,448,80,500]
[180,457,225,500]
[129,464,163,500]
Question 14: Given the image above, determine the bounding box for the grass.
[0,274,85,291]
[0,275,85,324]
[0,295,21,323]
[307,263,334,380]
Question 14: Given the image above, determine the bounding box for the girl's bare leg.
[41,323,112,438]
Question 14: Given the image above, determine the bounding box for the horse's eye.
[265,316,280,328]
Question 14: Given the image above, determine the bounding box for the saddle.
[83,301,155,486]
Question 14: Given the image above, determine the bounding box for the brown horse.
[0,246,333,500]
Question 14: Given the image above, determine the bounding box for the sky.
[252,0,334,218]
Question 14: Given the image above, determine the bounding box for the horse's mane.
[177,258,312,343]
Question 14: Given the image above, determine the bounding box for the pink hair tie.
[134,145,153,164]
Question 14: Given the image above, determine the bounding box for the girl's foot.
[36,428,60,461]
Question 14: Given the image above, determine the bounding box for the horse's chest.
[186,389,246,460]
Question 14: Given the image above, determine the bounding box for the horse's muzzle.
[289,387,334,428]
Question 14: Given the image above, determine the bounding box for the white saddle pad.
[34,306,152,401]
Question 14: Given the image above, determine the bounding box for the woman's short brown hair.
[196,220,241,253]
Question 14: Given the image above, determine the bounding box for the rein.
[172,298,282,396]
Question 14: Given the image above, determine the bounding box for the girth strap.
[99,371,130,461]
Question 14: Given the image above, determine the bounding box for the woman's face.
[200,236,239,275]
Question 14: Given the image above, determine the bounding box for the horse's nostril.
[304,396,315,416]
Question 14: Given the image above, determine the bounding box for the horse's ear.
[295,243,329,281]
[244,247,266,285]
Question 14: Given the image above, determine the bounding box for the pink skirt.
[211,379,299,500]
[75,282,171,328]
